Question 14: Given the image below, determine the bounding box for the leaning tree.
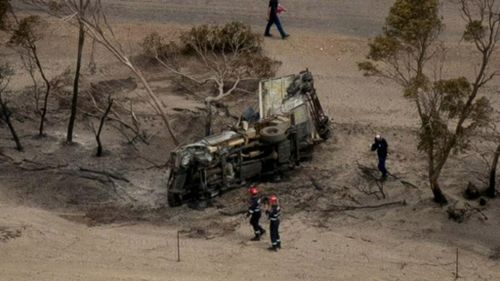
[143,22,279,135]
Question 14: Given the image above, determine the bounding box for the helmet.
[269,195,278,205]
[375,134,382,140]
[248,187,258,195]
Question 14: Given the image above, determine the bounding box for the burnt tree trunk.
[32,46,51,137]
[0,94,23,151]
[66,20,85,143]
[88,38,97,74]
[487,143,500,198]
[24,58,40,112]
[429,160,448,205]
[427,147,448,205]
[205,100,212,137]
[95,97,113,157]
[430,179,448,205]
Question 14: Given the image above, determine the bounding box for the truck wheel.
[319,127,331,140]
[318,120,331,140]
[261,125,288,143]
[167,192,182,207]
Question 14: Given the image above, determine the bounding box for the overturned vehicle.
[166,70,330,207]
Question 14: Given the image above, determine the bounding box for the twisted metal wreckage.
[166,70,331,206]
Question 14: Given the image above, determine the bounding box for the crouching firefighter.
[266,195,281,251]
[247,187,265,241]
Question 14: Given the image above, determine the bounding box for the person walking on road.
[247,187,265,241]
[264,0,289,39]
[371,134,389,180]
[266,195,281,251]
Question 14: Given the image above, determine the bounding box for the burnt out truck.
[166,70,330,207]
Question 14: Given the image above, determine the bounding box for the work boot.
[264,33,272,37]
[277,242,281,249]
[261,229,266,235]
[268,246,278,252]
[250,235,260,241]
[282,34,290,40]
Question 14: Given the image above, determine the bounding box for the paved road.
[101,0,464,38]
[16,0,464,39]
[102,0,396,38]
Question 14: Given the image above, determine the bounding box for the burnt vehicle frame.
[166,70,330,207]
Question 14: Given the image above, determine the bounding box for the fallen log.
[0,152,14,161]
[400,180,419,189]
[324,200,407,213]
[219,209,247,216]
[308,175,324,191]
[356,162,386,199]
[78,167,130,182]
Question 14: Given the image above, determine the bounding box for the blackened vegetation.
[0,64,22,151]
[490,247,500,260]
[9,15,52,137]
[0,94,22,151]
[487,144,500,198]
[0,226,22,242]
[86,95,114,157]
[0,0,11,30]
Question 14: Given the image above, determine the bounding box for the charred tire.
[318,120,331,140]
[167,192,182,207]
[319,127,331,140]
[261,125,288,143]
[301,82,313,93]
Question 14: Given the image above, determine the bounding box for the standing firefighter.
[247,187,265,241]
[266,195,281,251]
[371,134,388,179]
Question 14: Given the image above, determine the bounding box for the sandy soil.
[1,1,500,281]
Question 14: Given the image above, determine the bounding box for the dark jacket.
[371,138,388,158]
[267,205,281,222]
[269,0,279,17]
[248,197,262,215]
